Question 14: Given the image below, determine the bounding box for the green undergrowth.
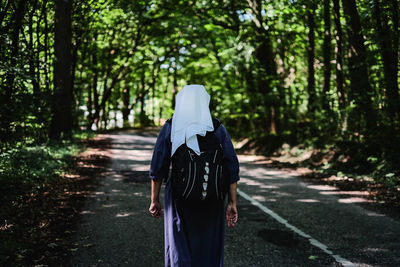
[0,130,95,264]
[0,131,94,202]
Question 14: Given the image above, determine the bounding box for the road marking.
[237,189,357,267]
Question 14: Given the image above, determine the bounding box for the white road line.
[237,189,357,267]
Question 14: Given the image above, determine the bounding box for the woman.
[149,84,239,267]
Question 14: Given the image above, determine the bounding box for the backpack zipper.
[219,165,223,199]
[215,165,219,200]
[186,162,197,198]
[213,150,218,163]
[182,162,191,198]
[188,149,193,161]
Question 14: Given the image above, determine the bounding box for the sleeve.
[215,124,240,184]
[149,122,172,181]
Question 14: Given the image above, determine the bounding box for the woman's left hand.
[226,202,238,227]
[149,201,163,218]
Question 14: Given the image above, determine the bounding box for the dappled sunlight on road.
[237,154,266,163]
[305,181,372,203]
[115,212,135,218]
[102,204,117,208]
[260,184,279,189]
[320,190,369,196]
[80,210,95,215]
[238,152,380,209]
[240,165,297,181]
[239,177,273,187]
[337,197,372,204]
[252,195,276,202]
[296,199,320,203]
[365,212,385,217]
[306,184,337,191]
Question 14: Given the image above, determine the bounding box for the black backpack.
[170,118,229,203]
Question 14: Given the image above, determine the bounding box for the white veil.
[171,84,214,156]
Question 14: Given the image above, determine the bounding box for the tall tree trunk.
[49,0,73,139]
[277,39,287,131]
[373,0,399,120]
[43,2,50,95]
[70,40,80,128]
[149,60,161,123]
[87,77,93,130]
[171,47,179,110]
[306,3,317,114]
[391,0,399,71]
[139,70,146,125]
[247,0,279,133]
[122,85,130,128]
[28,0,40,96]
[121,67,133,128]
[333,0,346,112]
[159,77,169,124]
[35,0,46,138]
[0,0,27,142]
[322,0,331,112]
[91,40,99,129]
[391,0,399,122]
[341,0,377,135]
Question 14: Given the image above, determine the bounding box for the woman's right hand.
[149,201,163,218]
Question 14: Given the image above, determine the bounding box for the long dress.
[149,120,240,267]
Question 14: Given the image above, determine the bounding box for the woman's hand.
[150,179,163,218]
[226,182,238,227]
[149,201,163,218]
[226,202,238,227]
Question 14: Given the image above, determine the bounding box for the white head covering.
[171,84,214,156]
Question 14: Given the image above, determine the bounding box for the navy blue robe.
[150,121,239,267]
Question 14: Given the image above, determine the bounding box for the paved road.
[70,130,400,266]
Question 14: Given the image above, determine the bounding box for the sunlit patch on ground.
[102,204,117,208]
[307,184,338,191]
[366,212,385,217]
[115,212,135,217]
[252,195,276,202]
[80,210,94,215]
[337,197,372,204]
[296,199,320,203]
[320,190,369,196]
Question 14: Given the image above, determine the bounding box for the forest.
[1,0,399,264]
[1,0,399,184]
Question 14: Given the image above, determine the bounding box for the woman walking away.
[149,84,240,267]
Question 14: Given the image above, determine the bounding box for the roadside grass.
[0,131,96,265]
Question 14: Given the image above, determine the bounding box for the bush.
[0,140,81,203]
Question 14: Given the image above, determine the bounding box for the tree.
[322,0,331,113]
[49,0,73,139]
[333,0,346,114]
[372,0,399,121]
[0,0,28,142]
[306,1,317,114]
[341,0,376,138]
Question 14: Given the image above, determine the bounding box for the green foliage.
[1,0,399,187]
[0,140,82,203]
[368,157,400,188]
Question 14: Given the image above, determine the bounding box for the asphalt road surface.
[70,130,400,267]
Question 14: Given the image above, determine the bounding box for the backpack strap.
[212,118,221,132]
